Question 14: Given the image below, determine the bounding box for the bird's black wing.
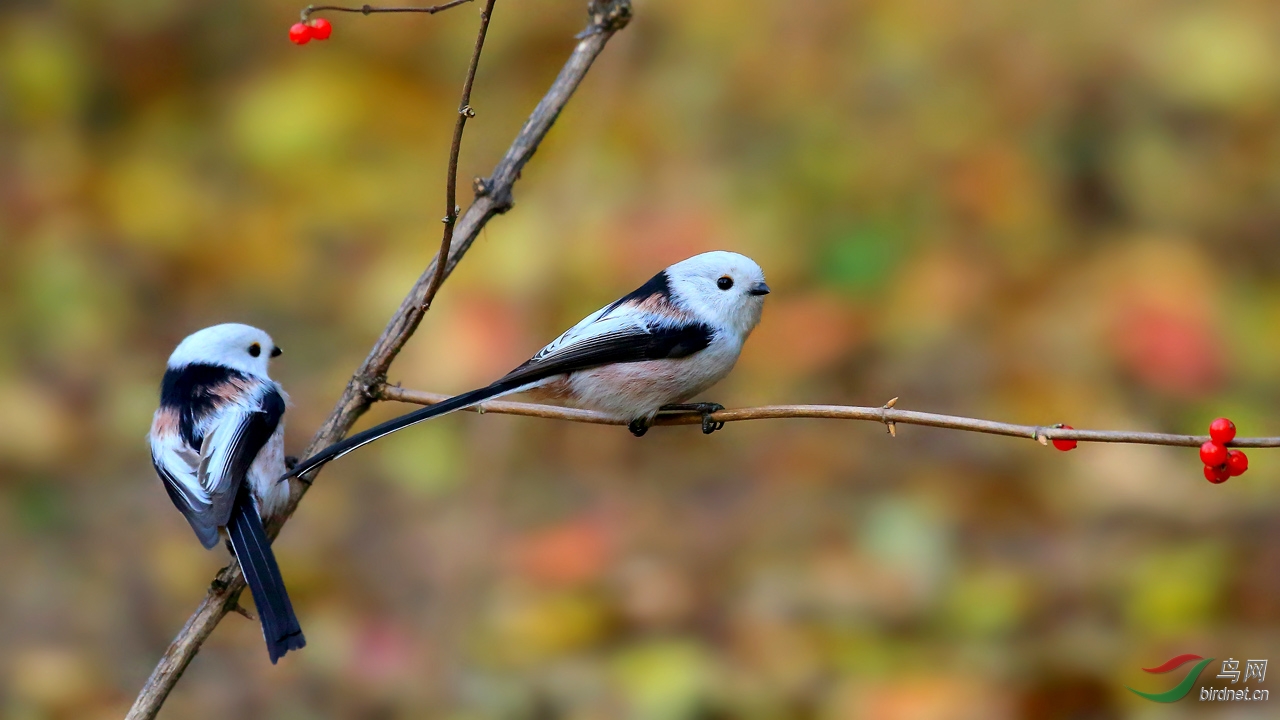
[496,319,715,389]
[197,388,286,529]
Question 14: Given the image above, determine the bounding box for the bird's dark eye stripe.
[248,343,261,357]
[716,276,734,290]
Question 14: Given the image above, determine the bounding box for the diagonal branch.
[125,3,631,718]
[377,385,1280,449]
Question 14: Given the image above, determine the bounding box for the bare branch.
[301,0,474,21]
[378,386,1280,449]
[125,3,631,718]
[424,0,498,310]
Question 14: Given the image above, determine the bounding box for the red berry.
[289,22,312,45]
[1204,465,1230,484]
[1052,425,1077,451]
[310,18,332,40]
[1209,417,1236,444]
[1227,449,1249,476]
[1199,441,1227,467]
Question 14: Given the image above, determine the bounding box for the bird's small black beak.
[748,282,771,296]
[271,346,283,358]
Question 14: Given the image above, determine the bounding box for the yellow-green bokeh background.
[4,0,1280,717]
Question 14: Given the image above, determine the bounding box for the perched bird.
[289,250,769,480]
[149,323,305,664]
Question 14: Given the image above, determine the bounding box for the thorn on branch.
[880,397,898,437]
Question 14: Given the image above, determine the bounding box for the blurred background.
[3,0,1280,717]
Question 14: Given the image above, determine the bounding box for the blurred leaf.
[818,220,907,296]
[611,639,712,720]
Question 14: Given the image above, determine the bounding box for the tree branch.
[301,0,475,21]
[377,385,1280,448]
[424,0,497,310]
[125,3,631,718]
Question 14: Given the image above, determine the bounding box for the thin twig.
[124,3,632,719]
[424,0,497,311]
[301,0,473,21]
[377,386,1280,448]
[230,603,257,622]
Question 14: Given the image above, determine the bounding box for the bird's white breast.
[249,423,289,518]
[562,334,743,421]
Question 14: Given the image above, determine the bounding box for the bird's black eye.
[716,276,734,290]
[270,346,282,358]
[248,343,261,357]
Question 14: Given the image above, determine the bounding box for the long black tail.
[226,490,305,664]
[288,382,517,480]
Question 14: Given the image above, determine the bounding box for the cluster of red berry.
[1200,418,1247,484]
[289,18,333,45]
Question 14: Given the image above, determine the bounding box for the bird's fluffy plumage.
[289,251,769,478]
[151,324,291,533]
[149,323,303,663]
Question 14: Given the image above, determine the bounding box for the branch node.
[581,0,632,37]
[1032,426,1049,446]
[461,104,476,117]
[491,189,514,213]
[879,397,898,436]
[473,176,490,196]
[359,376,385,402]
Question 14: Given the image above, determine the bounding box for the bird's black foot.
[628,418,650,437]
[659,403,726,434]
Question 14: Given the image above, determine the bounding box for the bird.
[287,250,770,480]
[148,323,305,664]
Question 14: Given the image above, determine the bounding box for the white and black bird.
[288,251,769,480]
[149,323,305,664]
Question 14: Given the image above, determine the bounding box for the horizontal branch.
[377,386,1280,448]
[301,0,473,21]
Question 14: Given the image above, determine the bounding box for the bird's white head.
[167,323,281,379]
[666,251,769,338]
